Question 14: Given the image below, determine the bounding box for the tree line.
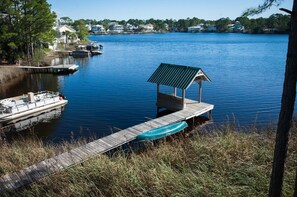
[0,0,290,65]
[60,14,290,34]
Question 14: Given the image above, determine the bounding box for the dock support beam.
[157,84,160,113]
[182,89,186,108]
[198,81,202,103]
[173,87,177,96]
[208,110,212,120]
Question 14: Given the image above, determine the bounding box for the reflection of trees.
[51,57,75,66]
[0,74,26,95]
[74,57,89,67]
[0,73,59,98]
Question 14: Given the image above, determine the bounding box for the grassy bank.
[0,67,26,84]
[1,124,297,196]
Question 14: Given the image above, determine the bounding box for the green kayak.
[136,121,188,141]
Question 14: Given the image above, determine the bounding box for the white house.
[56,25,79,44]
[57,25,76,34]
[139,24,154,32]
[126,23,138,32]
[86,24,92,31]
[53,25,79,44]
[108,22,124,33]
[92,25,106,34]
[228,21,244,32]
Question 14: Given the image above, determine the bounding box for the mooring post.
[174,87,177,96]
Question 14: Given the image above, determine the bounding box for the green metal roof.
[147,63,210,89]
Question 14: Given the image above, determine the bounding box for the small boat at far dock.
[71,45,90,58]
[136,121,188,141]
[0,91,68,124]
[86,43,103,55]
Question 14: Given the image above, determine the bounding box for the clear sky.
[48,0,293,21]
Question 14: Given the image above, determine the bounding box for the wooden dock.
[0,99,213,192]
[0,64,79,74]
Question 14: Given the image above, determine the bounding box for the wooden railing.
[157,92,185,111]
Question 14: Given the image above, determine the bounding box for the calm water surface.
[1,33,291,142]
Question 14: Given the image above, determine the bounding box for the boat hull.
[0,100,67,124]
[136,121,188,141]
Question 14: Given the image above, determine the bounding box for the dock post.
[208,110,212,120]
[198,81,202,103]
[173,87,177,96]
[182,89,186,108]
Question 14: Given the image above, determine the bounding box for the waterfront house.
[108,22,124,33]
[126,23,138,32]
[139,24,154,32]
[85,24,92,31]
[56,25,79,44]
[188,24,204,33]
[228,21,244,32]
[91,25,106,34]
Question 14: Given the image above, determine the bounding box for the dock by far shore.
[0,64,79,75]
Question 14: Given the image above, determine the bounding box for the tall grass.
[0,67,26,84]
[1,124,297,196]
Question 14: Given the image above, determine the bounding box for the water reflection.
[0,107,63,133]
[0,73,60,99]
[51,56,89,67]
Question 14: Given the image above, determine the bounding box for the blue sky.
[48,0,293,20]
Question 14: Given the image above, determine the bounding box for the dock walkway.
[0,64,79,74]
[0,99,213,191]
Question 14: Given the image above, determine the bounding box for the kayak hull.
[136,121,188,141]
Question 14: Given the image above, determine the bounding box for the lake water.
[0,33,291,142]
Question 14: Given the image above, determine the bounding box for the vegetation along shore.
[0,122,296,196]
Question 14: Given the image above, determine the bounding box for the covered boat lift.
[148,63,211,112]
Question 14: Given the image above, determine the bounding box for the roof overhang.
[148,63,211,90]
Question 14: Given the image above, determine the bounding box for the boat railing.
[33,91,57,96]
[0,108,6,115]
[0,92,60,115]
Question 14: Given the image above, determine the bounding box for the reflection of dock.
[0,63,214,191]
[0,64,79,74]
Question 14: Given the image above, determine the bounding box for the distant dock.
[0,64,79,74]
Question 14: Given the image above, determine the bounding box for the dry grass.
[1,124,297,196]
[0,67,26,84]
